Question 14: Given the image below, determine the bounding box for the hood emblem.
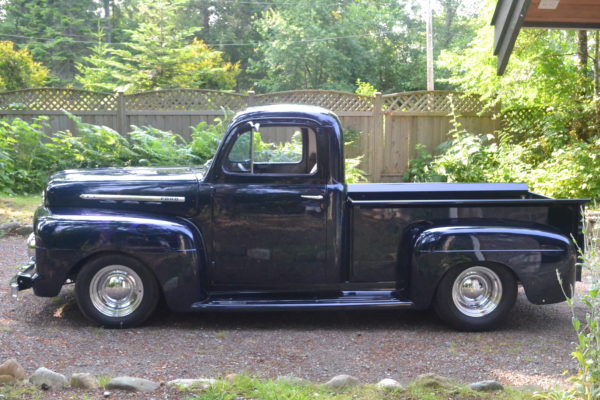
[80,194,185,203]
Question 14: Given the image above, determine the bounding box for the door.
[211,122,330,290]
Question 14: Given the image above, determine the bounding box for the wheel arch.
[408,225,576,309]
[36,211,208,311]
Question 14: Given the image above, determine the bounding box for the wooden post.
[116,90,127,134]
[247,90,255,107]
[371,92,384,182]
[426,0,435,91]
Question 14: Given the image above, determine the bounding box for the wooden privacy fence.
[0,88,499,181]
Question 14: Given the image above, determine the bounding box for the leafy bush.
[190,112,231,161]
[0,117,51,194]
[0,41,48,91]
[537,222,600,400]
[565,221,600,400]
[0,113,368,194]
[404,110,600,202]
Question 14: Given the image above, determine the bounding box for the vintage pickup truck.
[11,105,587,330]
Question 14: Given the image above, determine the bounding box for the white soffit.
[538,0,560,9]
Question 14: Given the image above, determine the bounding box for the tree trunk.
[103,0,112,43]
[594,31,599,98]
[578,30,588,73]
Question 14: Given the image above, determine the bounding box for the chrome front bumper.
[10,261,37,298]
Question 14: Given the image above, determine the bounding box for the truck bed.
[348,182,540,201]
[346,183,587,287]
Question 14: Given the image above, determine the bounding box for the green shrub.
[565,221,600,400]
[190,111,231,161]
[129,125,199,166]
[0,116,52,194]
[0,113,369,194]
[404,110,600,202]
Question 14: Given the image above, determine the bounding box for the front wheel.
[75,254,159,328]
[433,264,517,331]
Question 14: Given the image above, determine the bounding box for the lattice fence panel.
[254,90,373,112]
[0,88,117,111]
[125,89,248,111]
[501,107,548,138]
[382,91,487,113]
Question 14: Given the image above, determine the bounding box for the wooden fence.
[0,88,499,181]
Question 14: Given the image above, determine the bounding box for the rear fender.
[35,209,207,311]
[410,226,576,309]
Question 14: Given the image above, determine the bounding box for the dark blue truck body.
[11,105,588,330]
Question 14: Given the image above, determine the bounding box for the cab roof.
[231,104,341,126]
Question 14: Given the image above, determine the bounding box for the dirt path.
[0,236,590,394]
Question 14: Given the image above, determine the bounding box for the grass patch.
[97,375,112,388]
[0,194,41,225]
[0,384,40,399]
[182,374,537,400]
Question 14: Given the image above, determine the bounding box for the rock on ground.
[70,373,98,389]
[469,380,504,392]
[0,374,16,384]
[106,376,160,392]
[0,359,26,381]
[376,378,403,390]
[166,378,215,389]
[324,374,360,390]
[29,367,67,390]
[0,222,32,237]
[414,373,454,389]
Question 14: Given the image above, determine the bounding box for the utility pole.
[426,0,435,91]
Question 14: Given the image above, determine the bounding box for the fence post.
[116,90,127,134]
[370,92,384,182]
[247,90,255,107]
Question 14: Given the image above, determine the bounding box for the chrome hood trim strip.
[80,194,185,203]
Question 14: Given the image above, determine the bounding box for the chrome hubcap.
[452,266,502,317]
[89,265,143,317]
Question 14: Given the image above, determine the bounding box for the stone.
[70,373,98,389]
[0,375,16,385]
[0,223,31,237]
[103,391,111,398]
[29,367,67,390]
[469,380,504,392]
[413,373,453,389]
[0,359,26,380]
[12,225,33,236]
[375,378,403,390]
[324,374,360,390]
[166,378,215,390]
[106,376,159,392]
[276,375,309,385]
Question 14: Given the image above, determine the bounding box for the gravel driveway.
[0,236,591,395]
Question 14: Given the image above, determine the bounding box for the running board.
[191,291,413,311]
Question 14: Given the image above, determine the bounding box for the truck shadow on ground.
[35,287,575,334]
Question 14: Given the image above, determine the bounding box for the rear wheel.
[75,254,159,328]
[433,264,517,331]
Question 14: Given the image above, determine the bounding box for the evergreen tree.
[76,0,239,92]
[0,0,99,82]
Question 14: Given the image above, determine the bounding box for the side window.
[224,125,318,175]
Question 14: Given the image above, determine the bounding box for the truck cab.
[11,105,587,331]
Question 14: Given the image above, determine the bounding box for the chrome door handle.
[301,195,324,200]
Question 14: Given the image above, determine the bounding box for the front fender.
[410,226,576,309]
[34,207,206,311]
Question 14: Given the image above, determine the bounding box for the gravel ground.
[0,235,593,399]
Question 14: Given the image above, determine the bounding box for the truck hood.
[44,167,205,217]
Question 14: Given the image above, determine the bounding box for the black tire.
[75,254,159,328]
[433,264,517,331]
